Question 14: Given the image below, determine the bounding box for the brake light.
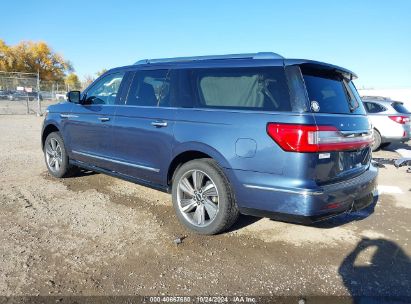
[266,123,373,153]
[389,115,410,124]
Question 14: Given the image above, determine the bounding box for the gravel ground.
[0,115,410,300]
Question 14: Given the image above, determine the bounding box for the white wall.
[358,88,411,108]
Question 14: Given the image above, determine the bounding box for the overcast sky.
[1,0,410,88]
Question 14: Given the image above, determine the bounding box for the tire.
[380,142,391,149]
[171,158,239,235]
[371,129,381,152]
[44,132,77,178]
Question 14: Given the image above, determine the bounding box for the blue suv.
[42,52,378,234]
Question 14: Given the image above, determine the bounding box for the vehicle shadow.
[384,141,411,152]
[339,238,411,303]
[227,214,261,232]
[70,169,98,178]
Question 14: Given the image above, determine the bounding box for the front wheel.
[44,132,76,178]
[172,159,239,235]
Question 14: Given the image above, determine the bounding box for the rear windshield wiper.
[342,81,358,112]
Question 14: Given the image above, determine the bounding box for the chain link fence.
[0,71,67,115]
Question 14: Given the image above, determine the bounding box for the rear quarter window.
[363,102,386,113]
[190,67,291,111]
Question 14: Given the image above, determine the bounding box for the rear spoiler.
[284,59,358,80]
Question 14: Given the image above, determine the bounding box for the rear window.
[392,102,410,114]
[302,73,366,115]
[190,67,291,111]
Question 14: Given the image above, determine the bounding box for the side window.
[126,70,170,107]
[85,72,125,105]
[190,67,291,111]
[364,102,386,113]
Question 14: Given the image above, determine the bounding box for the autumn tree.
[81,74,95,90]
[0,39,72,82]
[65,73,81,90]
[96,68,107,77]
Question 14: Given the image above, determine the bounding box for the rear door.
[111,69,175,186]
[66,72,125,170]
[300,67,372,184]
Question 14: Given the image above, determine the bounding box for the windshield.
[302,72,366,115]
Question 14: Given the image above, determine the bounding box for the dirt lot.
[0,115,410,300]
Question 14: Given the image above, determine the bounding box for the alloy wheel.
[45,138,63,173]
[176,169,219,227]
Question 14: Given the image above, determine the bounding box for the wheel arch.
[167,143,232,187]
[42,123,60,150]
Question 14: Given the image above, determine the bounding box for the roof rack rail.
[134,52,284,65]
[361,96,392,101]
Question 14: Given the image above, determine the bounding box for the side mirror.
[67,91,81,103]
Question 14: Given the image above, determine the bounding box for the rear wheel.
[172,159,239,235]
[371,129,381,152]
[44,132,77,178]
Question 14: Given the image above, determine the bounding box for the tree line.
[0,40,106,91]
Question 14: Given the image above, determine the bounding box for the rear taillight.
[389,115,410,124]
[266,123,373,153]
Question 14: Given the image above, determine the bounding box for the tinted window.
[126,70,169,107]
[364,102,386,113]
[185,67,291,111]
[85,72,124,105]
[303,73,365,115]
[392,102,410,114]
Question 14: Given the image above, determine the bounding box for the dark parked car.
[8,91,43,101]
[42,52,377,234]
[0,90,13,99]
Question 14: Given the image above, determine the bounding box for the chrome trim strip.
[243,184,323,196]
[93,104,304,116]
[340,129,372,136]
[72,150,160,172]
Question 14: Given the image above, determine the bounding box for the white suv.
[362,96,411,151]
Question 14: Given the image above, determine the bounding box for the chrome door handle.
[60,114,78,118]
[98,117,110,122]
[151,121,168,128]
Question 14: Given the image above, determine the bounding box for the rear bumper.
[239,192,375,224]
[227,165,378,223]
[380,124,411,143]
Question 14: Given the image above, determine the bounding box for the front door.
[65,72,125,170]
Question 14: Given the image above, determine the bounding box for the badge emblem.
[311,100,320,112]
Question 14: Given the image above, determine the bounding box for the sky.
[1,0,410,89]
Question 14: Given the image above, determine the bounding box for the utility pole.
[37,69,41,116]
